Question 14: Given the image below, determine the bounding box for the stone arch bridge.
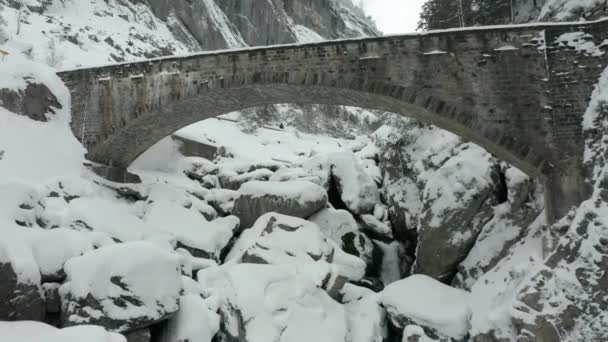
[58,19,608,223]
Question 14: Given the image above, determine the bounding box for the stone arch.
[87,82,549,181]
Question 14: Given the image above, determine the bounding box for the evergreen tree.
[418,0,513,31]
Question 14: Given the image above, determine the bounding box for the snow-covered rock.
[59,242,182,332]
[381,274,472,340]
[304,151,380,214]
[0,249,45,321]
[232,180,328,228]
[226,213,366,283]
[0,321,126,342]
[198,263,349,342]
[309,207,359,245]
[358,214,394,241]
[142,184,239,260]
[159,294,220,342]
[342,284,387,342]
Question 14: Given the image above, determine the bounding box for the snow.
[381,274,472,339]
[308,207,359,244]
[0,0,194,69]
[60,241,182,326]
[468,215,544,338]
[0,58,84,184]
[423,50,447,55]
[304,151,380,214]
[540,0,605,20]
[342,284,387,342]
[198,263,349,342]
[294,25,325,43]
[143,184,238,257]
[557,31,605,56]
[494,45,519,51]
[160,294,220,342]
[0,321,125,342]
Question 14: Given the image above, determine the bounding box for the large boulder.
[303,151,380,215]
[198,263,349,342]
[226,213,366,284]
[0,236,45,322]
[0,321,126,342]
[143,184,239,260]
[413,147,499,283]
[232,180,327,228]
[342,284,387,342]
[452,167,544,290]
[158,294,220,342]
[0,261,45,321]
[381,275,472,341]
[59,242,182,332]
[0,81,61,122]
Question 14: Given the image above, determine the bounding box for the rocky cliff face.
[514,0,608,23]
[0,0,378,68]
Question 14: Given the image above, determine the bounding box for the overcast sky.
[358,0,426,34]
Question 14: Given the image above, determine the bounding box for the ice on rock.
[59,241,182,332]
[381,274,472,340]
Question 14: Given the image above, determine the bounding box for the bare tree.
[16,1,23,35]
[0,13,7,43]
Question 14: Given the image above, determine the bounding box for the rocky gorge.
[0,0,607,341]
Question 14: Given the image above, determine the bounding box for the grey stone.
[0,81,61,122]
[0,261,45,322]
[414,184,495,283]
[91,164,141,184]
[172,135,218,160]
[124,328,151,342]
[232,181,327,228]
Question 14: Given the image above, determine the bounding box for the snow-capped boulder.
[240,214,335,265]
[0,321,126,342]
[414,147,498,283]
[217,160,281,190]
[219,168,275,190]
[402,325,437,342]
[59,242,182,332]
[232,180,328,228]
[158,294,220,342]
[205,189,239,216]
[0,257,45,322]
[0,80,61,122]
[342,284,387,342]
[303,151,380,214]
[358,214,394,241]
[309,207,359,244]
[143,184,240,260]
[198,263,349,342]
[381,274,472,341]
[226,213,366,283]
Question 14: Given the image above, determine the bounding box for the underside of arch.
[87,84,548,179]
